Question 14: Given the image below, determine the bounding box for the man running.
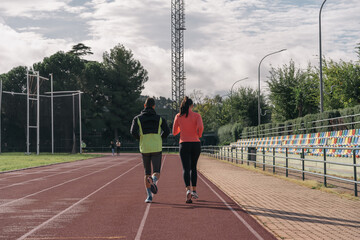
[130,97,170,203]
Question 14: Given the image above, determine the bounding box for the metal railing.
[244,113,360,139]
[201,145,360,197]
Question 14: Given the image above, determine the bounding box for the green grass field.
[0,153,104,172]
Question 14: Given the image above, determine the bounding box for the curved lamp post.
[319,0,327,113]
[230,77,249,97]
[258,49,287,125]
[229,77,248,122]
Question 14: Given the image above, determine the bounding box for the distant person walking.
[116,140,121,155]
[81,140,86,153]
[130,97,170,203]
[110,141,115,156]
[173,96,204,203]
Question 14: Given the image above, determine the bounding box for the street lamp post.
[230,77,249,97]
[229,77,248,122]
[319,0,327,113]
[258,49,287,126]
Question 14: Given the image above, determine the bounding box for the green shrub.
[318,110,340,132]
[232,122,244,141]
[353,105,360,129]
[284,120,294,135]
[263,123,272,137]
[218,123,234,145]
[339,107,354,129]
[304,114,318,133]
[294,117,305,134]
[276,123,284,136]
[242,127,248,139]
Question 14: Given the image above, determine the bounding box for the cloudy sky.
[0,0,359,98]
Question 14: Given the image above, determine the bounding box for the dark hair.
[145,97,155,108]
[179,96,193,117]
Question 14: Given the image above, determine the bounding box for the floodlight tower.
[171,0,186,113]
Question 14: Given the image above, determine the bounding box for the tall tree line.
[194,43,360,134]
[0,43,148,149]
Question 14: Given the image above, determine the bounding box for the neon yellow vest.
[137,117,162,153]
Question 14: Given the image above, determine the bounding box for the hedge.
[218,124,234,145]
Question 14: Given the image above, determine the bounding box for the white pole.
[0,80,2,154]
[72,94,76,154]
[50,74,54,154]
[27,71,30,155]
[78,91,82,154]
[37,71,40,155]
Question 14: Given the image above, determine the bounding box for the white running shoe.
[145,195,152,203]
[186,190,192,203]
[191,191,199,199]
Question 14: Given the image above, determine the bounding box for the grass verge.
[0,153,104,172]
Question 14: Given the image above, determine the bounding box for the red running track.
[0,153,276,240]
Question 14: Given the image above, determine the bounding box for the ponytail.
[179,96,193,117]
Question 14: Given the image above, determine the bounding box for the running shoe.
[145,195,152,203]
[191,191,199,199]
[186,190,192,203]
[147,176,158,194]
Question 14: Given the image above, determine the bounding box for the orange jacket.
[172,110,204,143]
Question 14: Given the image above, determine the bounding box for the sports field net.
[1,92,80,153]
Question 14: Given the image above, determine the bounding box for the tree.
[0,66,28,92]
[68,43,93,57]
[189,89,204,105]
[267,60,319,122]
[194,95,230,132]
[102,44,148,140]
[323,59,360,109]
[33,51,85,91]
[227,87,268,126]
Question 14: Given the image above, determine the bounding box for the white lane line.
[17,162,142,240]
[0,157,138,208]
[0,158,122,190]
[135,204,151,240]
[199,174,264,240]
[135,154,167,240]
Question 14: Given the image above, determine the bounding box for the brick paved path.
[198,155,360,240]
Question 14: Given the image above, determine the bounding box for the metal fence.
[244,113,360,139]
[201,145,360,197]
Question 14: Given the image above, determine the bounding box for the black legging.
[179,142,201,187]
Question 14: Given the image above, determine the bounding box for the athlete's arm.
[172,115,180,136]
[130,117,140,140]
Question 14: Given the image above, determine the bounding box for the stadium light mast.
[171,0,186,114]
[319,0,327,113]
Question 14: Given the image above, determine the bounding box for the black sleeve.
[161,117,170,139]
[130,117,140,140]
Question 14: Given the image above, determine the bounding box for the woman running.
[173,96,204,203]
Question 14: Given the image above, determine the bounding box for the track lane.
[0,153,276,239]
[0,157,122,190]
[0,157,138,207]
[140,154,276,240]
[17,163,142,240]
[0,154,131,183]
[1,156,143,239]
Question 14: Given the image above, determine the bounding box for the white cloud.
[0,0,84,18]
[0,0,359,100]
[0,23,70,73]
